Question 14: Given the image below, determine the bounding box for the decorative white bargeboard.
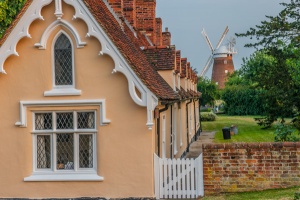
[154,154,204,199]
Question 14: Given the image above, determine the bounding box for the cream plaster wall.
[0,2,155,198]
[158,70,175,90]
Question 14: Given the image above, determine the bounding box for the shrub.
[200,107,211,112]
[200,112,217,121]
[295,191,300,200]
[274,123,300,142]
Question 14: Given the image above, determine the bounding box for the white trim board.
[0,0,158,129]
[15,99,111,127]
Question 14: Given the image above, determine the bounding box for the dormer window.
[44,31,81,96]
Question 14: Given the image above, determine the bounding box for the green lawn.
[201,115,276,143]
[199,186,300,200]
[200,115,300,199]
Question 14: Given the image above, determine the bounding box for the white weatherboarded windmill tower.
[200,26,237,88]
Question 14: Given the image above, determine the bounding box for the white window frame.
[173,71,176,91]
[173,105,178,155]
[189,104,193,139]
[24,110,103,182]
[44,30,81,96]
[179,105,183,147]
[162,114,166,159]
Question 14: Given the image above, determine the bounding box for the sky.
[156,0,290,78]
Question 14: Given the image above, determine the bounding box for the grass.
[201,115,276,143]
[200,115,300,199]
[199,186,300,200]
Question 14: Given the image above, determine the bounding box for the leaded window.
[54,34,73,86]
[34,111,96,171]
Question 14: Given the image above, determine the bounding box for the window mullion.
[74,133,79,171]
[33,134,37,171]
[53,133,57,172]
[93,133,97,171]
[73,111,78,171]
[53,112,57,171]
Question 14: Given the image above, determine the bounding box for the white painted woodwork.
[15,100,111,127]
[162,114,166,159]
[0,0,158,129]
[154,153,204,199]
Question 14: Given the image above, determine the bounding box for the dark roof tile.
[143,46,175,71]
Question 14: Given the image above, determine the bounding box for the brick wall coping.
[202,142,300,149]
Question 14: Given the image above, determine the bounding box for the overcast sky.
[156,0,290,78]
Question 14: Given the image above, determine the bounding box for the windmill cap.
[214,45,228,57]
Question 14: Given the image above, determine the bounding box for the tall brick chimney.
[181,58,187,78]
[175,50,181,74]
[155,18,162,46]
[107,0,123,17]
[162,27,171,46]
[136,0,156,44]
[123,0,136,27]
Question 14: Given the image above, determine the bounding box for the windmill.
[200,26,237,89]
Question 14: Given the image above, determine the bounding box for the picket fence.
[154,154,204,199]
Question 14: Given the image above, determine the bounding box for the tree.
[197,77,219,107]
[236,0,300,48]
[236,0,300,131]
[221,70,266,116]
[0,0,26,38]
[237,46,300,127]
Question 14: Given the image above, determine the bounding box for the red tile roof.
[143,46,175,71]
[83,0,180,100]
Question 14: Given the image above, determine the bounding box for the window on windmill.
[224,60,228,65]
[225,70,228,74]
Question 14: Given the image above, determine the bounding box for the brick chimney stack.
[123,0,136,27]
[136,0,156,44]
[107,0,123,17]
[162,27,171,46]
[155,18,162,46]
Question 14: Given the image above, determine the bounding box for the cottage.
[0,0,200,198]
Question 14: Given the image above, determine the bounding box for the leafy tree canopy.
[235,0,300,132]
[238,45,300,127]
[197,77,219,107]
[236,0,300,48]
[0,0,26,38]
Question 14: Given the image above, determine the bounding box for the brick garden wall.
[202,142,300,194]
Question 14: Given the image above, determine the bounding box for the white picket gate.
[154,154,204,199]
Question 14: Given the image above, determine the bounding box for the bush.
[295,191,300,200]
[200,107,211,112]
[200,112,217,121]
[274,123,300,142]
[221,85,267,116]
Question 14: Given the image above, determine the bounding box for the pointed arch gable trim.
[63,0,158,129]
[34,19,86,49]
[0,0,158,129]
[0,0,53,74]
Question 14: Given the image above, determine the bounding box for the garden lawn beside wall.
[201,115,275,143]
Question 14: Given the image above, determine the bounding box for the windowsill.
[24,173,103,182]
[44,88,81,96]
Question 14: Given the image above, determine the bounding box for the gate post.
[154,154,160,199]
